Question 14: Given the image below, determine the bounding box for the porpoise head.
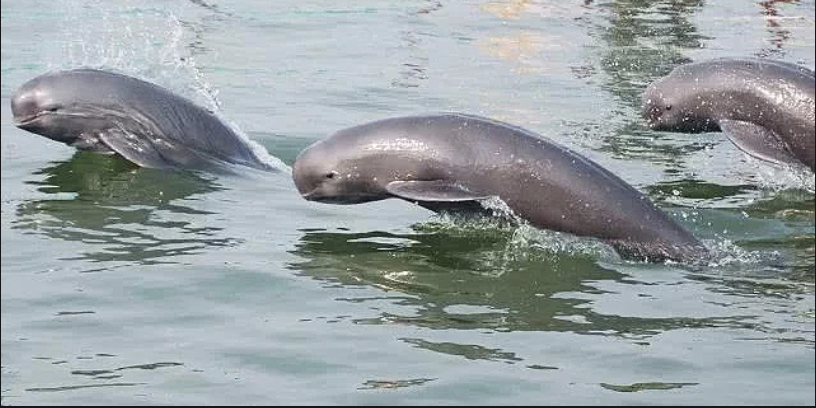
[293,118,444,204]
[638,59,760,134]
[292,133,393,204]
[11,69,129,149]
[640,74,721,133]
[640,58,802,133]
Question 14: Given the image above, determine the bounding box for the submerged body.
[10,68,274,172]
[293,113,707,263]
[641,57,815,171]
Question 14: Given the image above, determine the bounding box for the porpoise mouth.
[300,190,338,203]
[12,112,45,128]
[301,190,382,204]
[300,191,319,201]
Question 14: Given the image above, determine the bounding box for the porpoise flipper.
[98,128,173,169]
[386,180,495,214]
[385,180,492,202]
[718,119,799,167]
[100,128,227,170]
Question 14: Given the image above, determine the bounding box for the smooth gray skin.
[293,113,708,263]
[10,68,274,172]
[641,58,815,172]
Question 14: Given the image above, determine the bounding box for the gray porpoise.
[642,57,815,172]
[292,113,708,263]
[10,68,274,172]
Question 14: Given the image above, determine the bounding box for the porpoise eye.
[665,104,672,111]
[325,171,338,179]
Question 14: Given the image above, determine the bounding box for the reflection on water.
[22,356,184,393]
[645,179,814,281]
[288,223,814,361]
[599,381,699,392]
[646,179,761,205]
[289,226,766,336]
[589,0,712,168]
[759,0,797,57]
[594,0,706,105]
[480,0,532,19]
[13,152,236,265]
[734,190,815,281]
[390,1,444,89]
[392,28,430,89]
[477,31,547,74]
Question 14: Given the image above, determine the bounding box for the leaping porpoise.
[641,57,815,172]
[292,113,709,263]
[11,68,275,172]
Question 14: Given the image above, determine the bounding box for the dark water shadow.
[287,220,814,362]
[12,152,237,266]
[646,180,814,280]
[287,225,761,338]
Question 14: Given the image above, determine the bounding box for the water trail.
[751,161,815,193]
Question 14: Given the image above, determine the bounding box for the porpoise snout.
[10,83,48,127]
[640,86,669,130]
[292,140,332,198]
[9,78,80,144]
[642,103,664,129]
[292,153,311,196]
[10,88,34,122]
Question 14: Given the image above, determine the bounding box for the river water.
[1,0,814,405]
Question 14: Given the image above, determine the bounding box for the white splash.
[49,0,289,173]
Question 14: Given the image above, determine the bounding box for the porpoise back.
[11,68,274,172]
